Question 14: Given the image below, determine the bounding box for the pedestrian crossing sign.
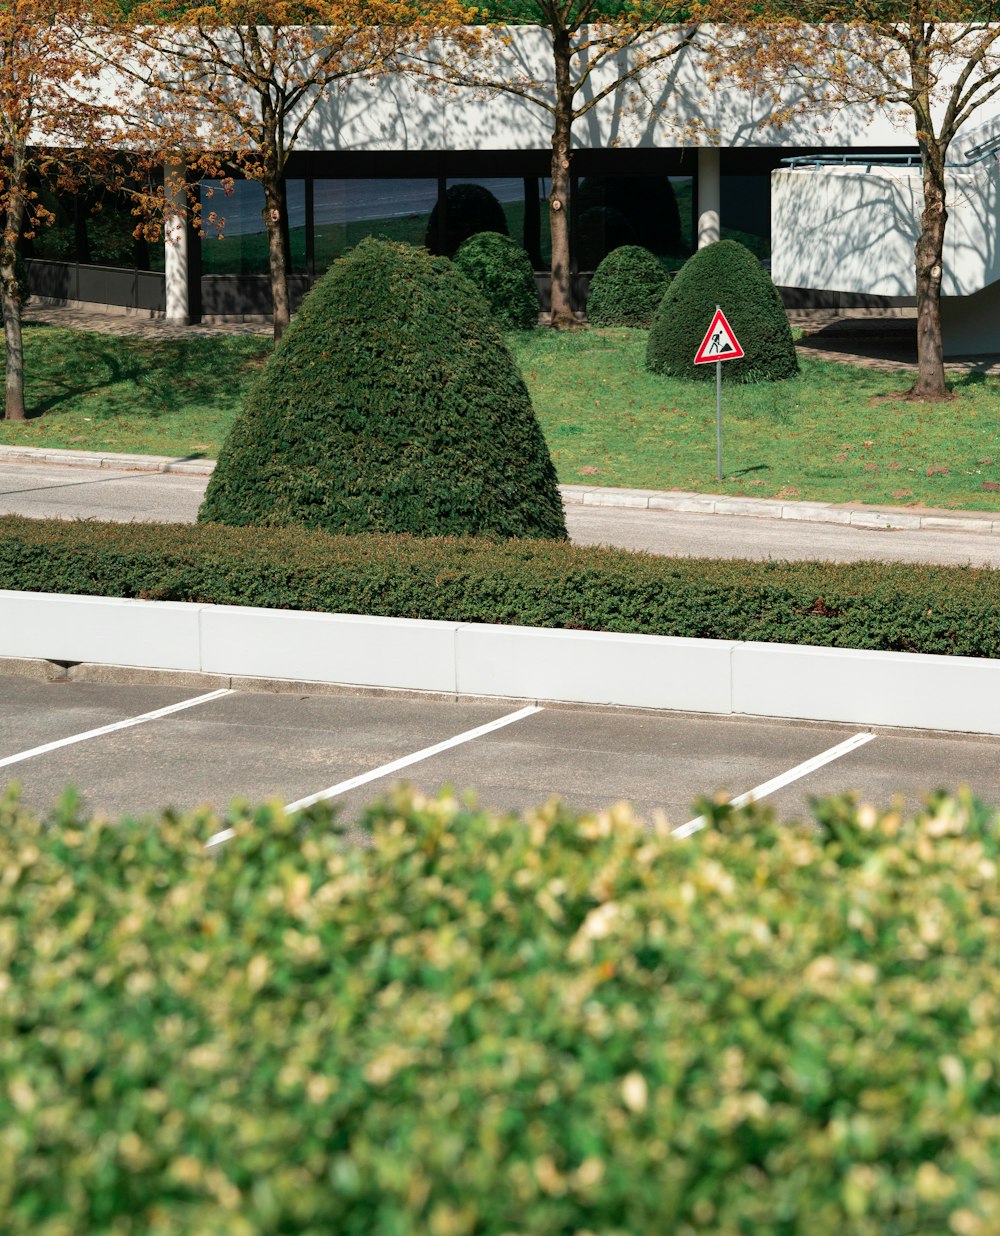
[693,308,745,364]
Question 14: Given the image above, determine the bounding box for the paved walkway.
[22,301,271,339]
[5,449,1000,566]
[791,313,1000,375]
[4,444,1000,534]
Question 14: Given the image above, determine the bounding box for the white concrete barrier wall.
[0,591,202,672]
[199,605,461,693]
[1,589,997,735]
[455,623,734,714]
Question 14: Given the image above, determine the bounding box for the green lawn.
[4,323,1000,510]
[510,328,1000,510]
[0,327,269,458]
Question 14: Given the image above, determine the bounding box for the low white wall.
[771,162,1000,300]
[3,590,998,735]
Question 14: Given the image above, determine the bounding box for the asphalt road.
[3,675,997,828]
[4,459,1000,566]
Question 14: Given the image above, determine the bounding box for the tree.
[0,0,122,421]
[124,0,474,342]
[715,3,1000,401]
[406,3,700,328]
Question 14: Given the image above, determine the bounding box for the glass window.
[721,174,771,260]
[311,179,439,276]
[31,188,164,271]
[200,178,307,275]
[440,177,549,267]
[574,175,690,270]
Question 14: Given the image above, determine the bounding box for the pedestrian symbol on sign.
[694,308,744,365]
[692,306,745,483]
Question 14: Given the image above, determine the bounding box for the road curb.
[3,588,999,736]
[0,445,216,475]
[561,485,1000,534]
[3,444,1000,533]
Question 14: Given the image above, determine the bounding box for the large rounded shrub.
[199,238,566,540]
[646,239,799,384]
[425,183,509,257]
[453,231,539,331]
[586,245,669,328]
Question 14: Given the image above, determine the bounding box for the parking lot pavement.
[2,675,997,831]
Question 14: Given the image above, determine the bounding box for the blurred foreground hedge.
[3,515,1000,656]
[2,786,1000,1233]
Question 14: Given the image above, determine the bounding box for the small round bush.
[576,176,684,254]
[575,206,637,271]
[199,238,566,540]
[453,231,539,331]
[586,245,669,328]
[425,183,509,257]
[646,239,799,384]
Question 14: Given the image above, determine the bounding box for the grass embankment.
[4,324,1000,510]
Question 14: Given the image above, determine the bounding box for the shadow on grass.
[949,370,993,389]
[23,332,268,421]
[729,463,770,478]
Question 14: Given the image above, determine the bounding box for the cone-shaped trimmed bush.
[586,245,669,328]
[425,183,509,257]
[646,240,799,384]
[453,231,539,331]
[199,238,566,540]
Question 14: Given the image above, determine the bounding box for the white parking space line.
[0,688,233,771]
[205,704,544,848]
[674,730,877,838]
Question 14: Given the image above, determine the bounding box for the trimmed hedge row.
[3,516,1000,656]
[3,784,1000,1233]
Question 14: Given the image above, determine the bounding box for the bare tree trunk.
[909,150,950,401]
[2,266,25,422]
[263,178,291,344]
[2,190,26,421]
[548,30,577,329]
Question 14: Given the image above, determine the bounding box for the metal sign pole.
[715,359,723,482]
[694,303,741,484]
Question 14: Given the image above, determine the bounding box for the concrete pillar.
[163,160,189,325]
[697,147,721,248]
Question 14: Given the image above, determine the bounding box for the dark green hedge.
[4,515,1000,656]
[200,238,566,541]
[586,244,670,328]
[4,783,1000,1233]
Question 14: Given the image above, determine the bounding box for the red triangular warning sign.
[693,308,745,365]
